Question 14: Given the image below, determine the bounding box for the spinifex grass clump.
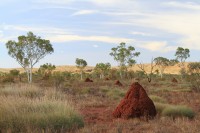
[0,85,44,98]
[0,86,84,133]
[101,87,126,100]
[162,105,195,119]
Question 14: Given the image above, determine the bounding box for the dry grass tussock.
[0,84,84,133]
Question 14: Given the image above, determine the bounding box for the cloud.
[33,0,72,5]
[164,1,200,10]
[47,34,134,44]
[90,0,137,7]
[71,10,98,16]
[0,24,71,35]
[93,44,99,48]
[137,41,176,52]
[130,31,153,36]
[0,24,134,44]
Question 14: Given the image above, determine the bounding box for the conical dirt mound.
[85,78,93,82]
[115,80,123,86]
[113,82,156,119]
[172,78,178,83]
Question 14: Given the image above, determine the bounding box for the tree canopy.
[6,31,54,83]
[154,57,170,78]
[110,42,140,78]
[75,58,87,80]
[175,47,190,66]
[94,63,111,79]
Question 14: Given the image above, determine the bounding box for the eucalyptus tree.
[75,58,87,80]
[110,42,140,79]
[38,63,56,78]
[94,62,111,79]
[154,57,170,78]
[175,47,190,68]
[6,32,54,83]
[175,47,190,77]
[137,58,156,83]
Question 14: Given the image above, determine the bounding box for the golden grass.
[0,84,84,132]
[0,62,192,74]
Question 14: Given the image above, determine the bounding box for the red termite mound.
[113,82,156,119]
[105,78,110,81]
[115,80,123,86]
[85,78,93,82]
[172,78,178,83]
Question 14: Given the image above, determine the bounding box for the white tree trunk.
[159,68,165,79]
[25,68,32,83]
[30,68,32,83]
[81,71,83,80]
[120,70,123,79]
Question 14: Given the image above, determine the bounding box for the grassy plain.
[0,64,200,132]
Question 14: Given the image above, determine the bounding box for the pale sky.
[0,0,200,68]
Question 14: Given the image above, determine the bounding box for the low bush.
[2,75,15,83]
[161,105,195,119]
[154,102,169,114]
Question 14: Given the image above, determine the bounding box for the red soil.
[114,80,123,87]
[80,106,113,124]
[172,78,178,83]
[112,82,156,119]
[85,78,93,82]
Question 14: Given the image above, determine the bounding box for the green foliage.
[187,62,200,92]
[154,57,170,78]
[75,58,87,69]
[175,47,190,69]
[5,32,54,83]
[135,70,145,78]
[75,58,87,80]
[175,47,190,63]
[162,105,195,119]
[2,75,14,83]
[154,103,169,114]
[52,71,65,89]
[169,59,179,66]
[179,68,187,78]
[126,70,135,79]
[94,62,111,79]
[110,42,140,78]
[9,69,20,76]
[154,57,170,67]
[188,62,200,74]
[108,68,118,80]
[38,63,56,79]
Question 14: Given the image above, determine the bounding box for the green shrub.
[162,105,195,119]
[52,71,65,89]
[154,102,169,114]
[9,69,20,76]
[2,75,14,83]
